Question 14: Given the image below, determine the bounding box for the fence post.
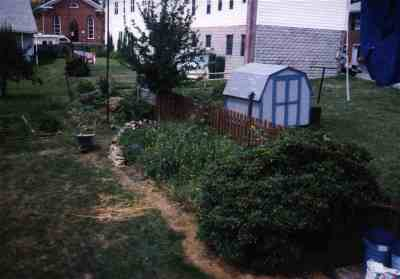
[247,92,255,147]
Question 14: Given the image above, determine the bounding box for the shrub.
[77,80,96,94]
[66,57,90,77]
[208,54,225,79]
[34,112,63,133]
[120,122,241,207]
[114,94,154,124]
[198,129,382,273]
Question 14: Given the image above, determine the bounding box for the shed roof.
[223,63,290,101]
[0,0,37,34]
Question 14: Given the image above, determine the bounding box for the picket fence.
[151,93,283,146]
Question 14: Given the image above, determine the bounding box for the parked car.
[34,33,71,46]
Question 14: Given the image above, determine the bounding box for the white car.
[34,33,71,46]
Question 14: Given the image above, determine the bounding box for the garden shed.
[223,63,313,127]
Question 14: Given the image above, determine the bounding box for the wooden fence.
[153,93,283,146]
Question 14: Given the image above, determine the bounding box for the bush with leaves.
[114,94,154,124]
[65,56,90,77]
[77,80,96,94]
[119,122,241,206]
[198,129,382,273]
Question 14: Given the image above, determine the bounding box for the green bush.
[120,122,241,207]
[198,130,382,273]
[65,57,90,77]
[114,94,154,124]
[34,112,63,133]
[77,80,96,94]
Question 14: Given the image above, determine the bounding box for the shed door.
[272,76,302,127]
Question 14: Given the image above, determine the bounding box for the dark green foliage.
[65,57,90,77]
[118,0,203,95]
[198,129,382,273]
[77,80,96,94]
[34,112,63,133]
[0,25,36,97]
[120,122,240,207]
[114,94,154,124]
[208,54,225,79]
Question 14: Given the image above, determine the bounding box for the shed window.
[226,34,233,55]
[87,16,95,39]
[205,34,212,48]
[114,1,119,15]
[52,16,61,34]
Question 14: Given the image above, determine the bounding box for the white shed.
[223,63,313,127]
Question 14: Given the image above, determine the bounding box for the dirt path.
[80,150,333,279]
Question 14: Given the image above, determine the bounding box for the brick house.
[107,0,349,78]
[34,0,105,45]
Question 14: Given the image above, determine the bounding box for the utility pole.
[106,0,111,123]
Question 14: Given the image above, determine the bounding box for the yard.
[1,57,399,277]
[0,59,212,279]
[314,76,400,201]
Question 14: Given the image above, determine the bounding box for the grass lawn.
[0,59,212,279]
[312,75,400,201]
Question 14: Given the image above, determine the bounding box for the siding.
[196,25,247,73]
[254,25,345,78]
[256,0,348,31]
[192,0,248,28]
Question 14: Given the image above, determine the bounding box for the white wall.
[192,0,248,28]
[106,0,146,48]
[256,0,348,31]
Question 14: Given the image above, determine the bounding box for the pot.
[76,133,96,152]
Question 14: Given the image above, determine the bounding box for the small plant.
[35,112,63,133]
[65,56,90,77]
[68,102,97,135]
[77,80,96,94]
[114,94,154,124]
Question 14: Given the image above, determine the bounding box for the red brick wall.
[35,0,104,45]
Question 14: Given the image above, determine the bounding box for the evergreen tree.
[119,0,202,95]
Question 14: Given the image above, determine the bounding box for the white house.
[0,0,38,59]
[106,0,349,78]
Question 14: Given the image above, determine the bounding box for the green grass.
[0,59,212,279]
[312,75,400,201]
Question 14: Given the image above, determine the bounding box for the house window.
[69,0,79,8]
[52,16,61,34]
[114,1,119,15]
[205,34,212,48]
[229,0,234,9]
[130,0,135,12]
[192,0,196,15]
[87,16,95,39]
[206,0,211,14]
[226,34,233,55]
[218,0,222,11]
[240,34,246,56]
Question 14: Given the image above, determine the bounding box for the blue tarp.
[360,0,400,86]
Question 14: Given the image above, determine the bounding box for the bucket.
[392,240,400,270]
[364,228,395,267]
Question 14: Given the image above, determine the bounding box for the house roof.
[0,0,38,34]
[35,0,104,12]
[223,63,290,101]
